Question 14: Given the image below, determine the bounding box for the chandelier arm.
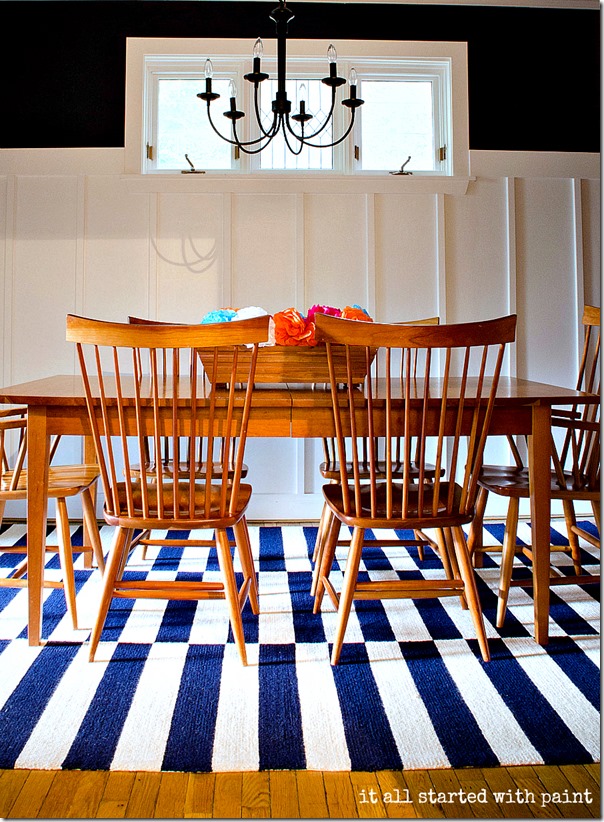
[230,118,282,155]
[253,86,279,139]
[281,122,307,156]
[286,86,338,142]
[206,102,273,148]
[295,107,358,149]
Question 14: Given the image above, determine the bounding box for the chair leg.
[312,512,341,609]
[496,497,520,629]
[591,500,600,534]
[468,486,488,567]
[81,487,105,574]
[451,525,490,663]
[442,527,467,610]
[312,502,330,565]
[562,500,583,574]
[216,528,248,666]
[89,527,132,661]
[233,517,258,615]
[331,527,365,665]
[413,531,425,562]
[56,497,78,630]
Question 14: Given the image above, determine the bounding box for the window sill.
[121,173,473,196]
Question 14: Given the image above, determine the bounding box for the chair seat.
[323,481,466,529]
[130,460,248,479]
[320,460,438,481]
[478,465,598,499]
[105,481,253,526]
[1,464,100,497]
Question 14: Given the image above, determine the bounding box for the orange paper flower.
[341,305,373,322]
[272,307,317,347]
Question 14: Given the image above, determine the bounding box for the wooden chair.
[0,406,105,629]
[127,316,248,559]
[471,305,600,627]
[311,317,442,595]
[312,312,517,664]
[66,313,269,664]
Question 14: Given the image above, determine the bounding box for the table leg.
[82,434,98,567]
[26,406,50,645]
[528,403,552,644]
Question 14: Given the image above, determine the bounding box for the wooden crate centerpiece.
[198,344,375,384]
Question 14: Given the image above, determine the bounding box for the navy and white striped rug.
[0,520,599,773]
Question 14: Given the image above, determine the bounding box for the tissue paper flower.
[201,308,237,324]
[200,303,372,345]
[273,307,317,347]
[306,304,342,324]
[233,306,269,321]
[341,304,373,322]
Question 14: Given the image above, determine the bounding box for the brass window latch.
[181,154,206,174]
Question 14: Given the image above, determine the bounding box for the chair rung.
[238,576,251,610]
[0,578,64,590]
[113,579,225,601]
[570,525,600,549]
[113,587,226,601]
[509,573,599,588]
[354,579,464,599]
[134,538,235,547]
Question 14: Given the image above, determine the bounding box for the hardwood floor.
[0,764,599,818]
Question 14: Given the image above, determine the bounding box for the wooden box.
[198,344,374,384]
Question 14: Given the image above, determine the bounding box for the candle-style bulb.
[327,44,337,64]
[253,37,264,59]
[204,59,213,79]
[349,68,357,86]
[299,82,307,102]
[229,79,237,98]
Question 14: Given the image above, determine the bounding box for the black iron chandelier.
[197,0,364,156]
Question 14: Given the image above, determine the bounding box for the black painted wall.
[1,1,600,151]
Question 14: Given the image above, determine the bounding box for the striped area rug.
[0,520,599,773]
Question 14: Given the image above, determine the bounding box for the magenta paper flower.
[306,305,342,324]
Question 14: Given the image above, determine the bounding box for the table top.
[0,374,598,407]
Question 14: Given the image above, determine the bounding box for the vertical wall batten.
[572,177,586,373]
[505,177,518,377]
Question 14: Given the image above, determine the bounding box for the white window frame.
[125,38,470,189]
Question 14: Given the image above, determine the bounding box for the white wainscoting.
[0,149,599,521]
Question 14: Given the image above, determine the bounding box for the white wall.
[0,148,599,521]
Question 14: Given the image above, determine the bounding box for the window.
[126,39,468,179]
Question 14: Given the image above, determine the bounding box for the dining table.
[0,372,598,648]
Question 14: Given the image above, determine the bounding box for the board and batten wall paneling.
[304,194,370,313]
[0,174,8,390]
[12,176,81,384]
[581,178,601,307]
[374,193,440,324]
[83,175,152,322]
[444,177,512,324]
[0,148,599,520]
[155,193,226,323]
[231,194,300,313]
[515,177,579,387]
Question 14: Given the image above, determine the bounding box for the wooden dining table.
[0,372,598,648]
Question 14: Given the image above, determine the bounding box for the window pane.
[259,79,334,170]
[156,78,233,170]
[360,80,435,171]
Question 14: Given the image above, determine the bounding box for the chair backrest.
[66,314,269,524]
[321,316,440,472]
[0,408,28,492]
[554,305,600,490]
[314,313,517,521]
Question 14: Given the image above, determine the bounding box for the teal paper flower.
[201,309,237,324]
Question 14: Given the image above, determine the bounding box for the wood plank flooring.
[0,765,599,818]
